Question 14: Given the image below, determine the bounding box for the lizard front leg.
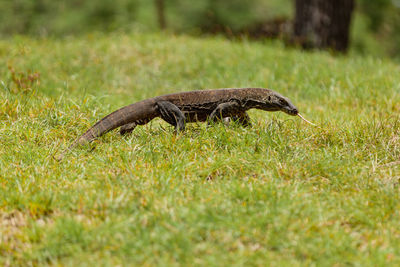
[228,112,251,127]
[157,101,186,132]
[209,101,248,126]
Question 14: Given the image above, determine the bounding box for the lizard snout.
[283,106,298,116]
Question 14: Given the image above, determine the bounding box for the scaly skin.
[55,88,298,160]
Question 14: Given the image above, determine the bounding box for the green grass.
[1,32,400,266]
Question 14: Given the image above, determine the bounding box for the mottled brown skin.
[55,88,298,160]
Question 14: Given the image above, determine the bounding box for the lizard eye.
[279,99,286,105]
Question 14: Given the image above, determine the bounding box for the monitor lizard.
[55,88,314,160]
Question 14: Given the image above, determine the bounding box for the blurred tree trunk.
[155,0,166,30]
[293,0,355,52]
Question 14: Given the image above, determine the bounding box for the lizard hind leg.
[119,116,154,135]
[156,101,186,132]
[119,122,137,135]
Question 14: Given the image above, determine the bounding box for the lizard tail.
[54,99,157,161]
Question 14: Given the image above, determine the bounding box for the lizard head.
[262,92,298,116]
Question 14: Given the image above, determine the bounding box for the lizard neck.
[242,98,278,112]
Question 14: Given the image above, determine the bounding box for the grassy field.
[0,33,399,266]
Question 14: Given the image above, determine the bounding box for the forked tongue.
[297,113,317,126]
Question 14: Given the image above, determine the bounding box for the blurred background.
[0,0,399,58]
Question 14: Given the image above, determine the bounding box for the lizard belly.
[179,103,218,123]
[184,111,211,122]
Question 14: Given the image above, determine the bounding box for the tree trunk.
[293,0,355,52]
[155,0,166,30]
